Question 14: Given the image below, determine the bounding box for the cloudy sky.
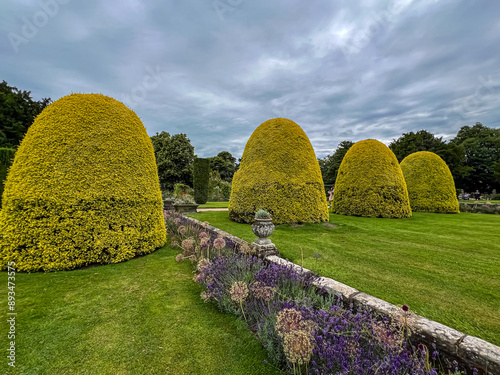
[2,0,499,159]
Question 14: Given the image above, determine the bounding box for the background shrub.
[0,147,16,208]
[208,171,231,201]
[0,93,166,272]
[193,158,210,204]
[400,151,459,213]
[228,118,328,224]
[332,139,412,218]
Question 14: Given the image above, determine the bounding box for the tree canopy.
[207,151,237,182]
[0,80,51,148]
[150,131,194,192]
[450,122,500,192]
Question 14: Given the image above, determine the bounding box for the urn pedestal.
[250,218,278,257]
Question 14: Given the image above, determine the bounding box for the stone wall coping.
[179,213,500,374]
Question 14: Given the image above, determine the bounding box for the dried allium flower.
[276,309,303,337]
[181,238,195,253]
[171,240,179,248]
[197,258,211,272]
[174,218,181,225]
[213,237,226,250]
[200,238,209,248]
[229,281,249,303]
[283,330,314,365]
[178,225,187,235]
[198,231,209,239]
[252,282,275,302]
[175,254,184,262]
[201,221,210,228]
[193,273,203,283]
[200,291,211,302]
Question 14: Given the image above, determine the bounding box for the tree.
[333,139,411,218]
[450,122,500,192]
[150,132,195,192]
[229,118,328,224]
[389,130,467,185]
[193,158,210,204]
[0,80,51,148]
[208,151,237,182]
[0,93,165,272]
[318,140,354,187]
[400,151,459,213]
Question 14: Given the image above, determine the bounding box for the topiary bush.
[332,139,412,218]
[193,158,210,204]
[400,151,459,213]
[228,118,328,224]
[0,147,16,208]
[0,93,166,272]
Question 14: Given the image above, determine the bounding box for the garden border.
[179,214,500,374]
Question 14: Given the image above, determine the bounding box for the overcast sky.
[2,0,499,159]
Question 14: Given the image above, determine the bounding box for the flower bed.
[164,211,460,374]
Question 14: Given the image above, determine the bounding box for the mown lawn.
[198,201,229,209]
[0,245,281,375]
[188,211,500,347]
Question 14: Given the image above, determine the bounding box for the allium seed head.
[283,330,314,365]
[178,225,187,235]
[175,254,184,262]
[229,281,249,303]
[213,237,226,250]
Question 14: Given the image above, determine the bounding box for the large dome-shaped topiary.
[228,118,328,224]
[332,139,412,218]
[0,93,166,272]
[400,151,459,213]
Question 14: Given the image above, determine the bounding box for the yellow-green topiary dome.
[400,151,459,213]
[228,118,328,224]
[0,93,166,272]
[332,139,412,218]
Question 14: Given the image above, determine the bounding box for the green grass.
[188,211,500,346]
[198,201,229,208]
[0,246,281,375]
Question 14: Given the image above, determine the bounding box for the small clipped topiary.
[400,151,459,213]
[332,139,412,218]
[0,93,166,272]
[193,158,210,204]
[228,118,328,224]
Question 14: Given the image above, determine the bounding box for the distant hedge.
[228,118,328,224]
[0,93,166,272]
[193,158,210,204]
[0,148,16,208]
[333,139,412,218]
[400,151,459,213]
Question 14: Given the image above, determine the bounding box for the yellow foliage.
[400,151,459,213]
[228,118,328,224]
[332,139,412,218]
[0,93,166,272]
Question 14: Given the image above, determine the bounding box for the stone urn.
[251,218,275,245]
